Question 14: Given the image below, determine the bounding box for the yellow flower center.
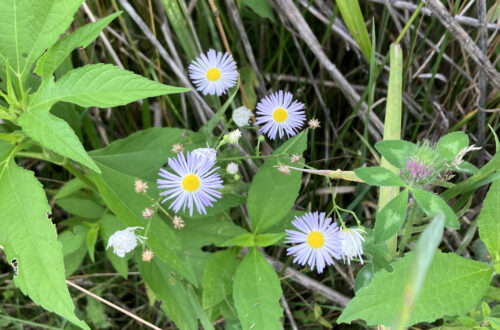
[272,108,288,123]
[307,231,325,249]
[182,174,201,192]
[206,68,221,82]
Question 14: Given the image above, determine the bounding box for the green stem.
[395,1,425,44]
[398,201,418,256]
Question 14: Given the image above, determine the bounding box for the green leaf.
[0,0,84,78]
[139,257,198,330]
[222,233,255,247]
[338,251,492,326]
[56,194,105,219]
[436,132,469,163]
[86,224,99,262]
[336,0,373,60]
[54,178,86,199]
[241,0,275,21]
[233,247,283,330]
[477,181,500,261]
[254,233,286,247]
[375,189,408,243]
[30,64,189,111]
[202,248,239,308]
[34,12,122,79]
[0,158,88,329]
[375,140,416,169]
[363,229,392,272]
[59,225,88,276]
[18,108,100,172]
[247,132,308,233]
[99,214,129,278]
[355,166,406,187]
[412,188,459,229]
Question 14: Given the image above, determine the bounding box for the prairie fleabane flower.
[226,162,238,175]
[172,215,185,229]
[192,147,217,163]
[232,106,252,127]
[107,227,147,258]
[188,49,238,96]
[157,152,223,216]
[339,227,366,265]
[142,207,154,219]
[255,90,306,139]
[171,143,184,154]
[134,179,148,194]
[308,118,321,129]
[285,212,342,273]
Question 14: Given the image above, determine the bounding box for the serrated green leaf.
[0,0,84,79]
[412,188,459,228]
[202,248,239,308]
[18,108,100,172]
[0,158,88,329]
[355,166,406,187]
[375,189,408,243]
[139,257,198,330]
[233,247,283,330]
[375,140,416,169]
[248,132,308,234]
[436,132,469,163]
[30,64,189,111]
[338,251,492,326]
[35,12,121,79]
[477,181,500,261]
[254,233,286,247]
[222,233,255,247]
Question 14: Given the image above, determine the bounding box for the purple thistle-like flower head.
[285,212,343,273]
[404,158,434,184]
[255,90,306,140]
[157,152,223,216]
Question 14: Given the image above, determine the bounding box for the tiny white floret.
[226,162,238,175]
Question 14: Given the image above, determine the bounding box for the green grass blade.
[336,0,372,61]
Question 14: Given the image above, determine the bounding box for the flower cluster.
[107,227,147,258]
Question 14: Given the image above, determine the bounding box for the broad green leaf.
[375,140,416,169]
[375,189,408,243]
[18,108,100,172]
[338,251,492,326]
[254,233,286,247]
[336,0,372,60]
[30,64,189,111]
[100,214,129,278]
[477,181,500,261]
[54,178,86,199]
[56,194,105,219]
[355,166,406,187]
[412,188,459,228]
[139,257,198,330]
[363,229,392,272]
[34,12,121,79]
[393,213,445,328]
[242,0,275,21]
[186,285,215,330]
[354,265,373,293]
[0,0,83,78]
[233,247,283,330]
[0,158,88,329]
[202,248,239,308]
[222,233,255,247]
[59,225,88,276]
[436,132,469,163]
[247,132,308,233]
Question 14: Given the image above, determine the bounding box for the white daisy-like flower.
[285,212,343,273]
[339,227,366,265]
[255,90,306,139]
[107,227,147,258]
[157,152,223,216]
[224,129,242,145]
[192,147,217,163]
[188,49,238,96]
[226,162,238,175]
[232,106,252,127]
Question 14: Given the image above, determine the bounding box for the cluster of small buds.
[134,179,148,194]
[290,154,301,163]
[171,143,184,154]
[172,215,185,229]
[404,158,433,185]
[308,118,321,130]
[277,164,291,175]
[142,207,154,219]
[142,249,154,262]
